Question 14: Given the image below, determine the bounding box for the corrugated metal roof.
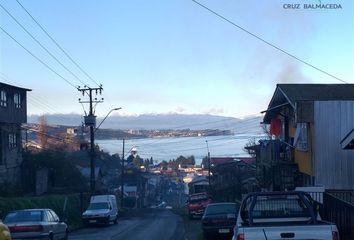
[263,84,354,123]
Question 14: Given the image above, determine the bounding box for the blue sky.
[0,0,353,118]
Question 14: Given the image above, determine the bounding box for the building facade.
[259,84,354,190]
[0,82,30,184]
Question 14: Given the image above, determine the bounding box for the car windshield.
[4,211,42,223]
[205,204,237,215]
[88,202,109,210]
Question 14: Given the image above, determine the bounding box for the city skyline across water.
[97,134,265,164]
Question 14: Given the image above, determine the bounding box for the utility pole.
[78,86,103,194]
[206,140,211,187]
[121,139,125,208]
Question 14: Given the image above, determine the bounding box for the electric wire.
[0,26,78,89]
[0,3,88,87]
[14,0,101,88]
[191,0,348,84]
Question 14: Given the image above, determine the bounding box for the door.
[48,210,66,240]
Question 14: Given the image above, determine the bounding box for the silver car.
[4,209,68,240]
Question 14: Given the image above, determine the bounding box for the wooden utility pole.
[78,86,103,193]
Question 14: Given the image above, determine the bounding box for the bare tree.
[37,115,48,149]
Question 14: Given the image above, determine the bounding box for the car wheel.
[48,233,53,240]
[63,229,68,240]
[106,217,110,226]
[113,215,118,224]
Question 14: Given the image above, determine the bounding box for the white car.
[82,195,118,225]
[4,209,68,240]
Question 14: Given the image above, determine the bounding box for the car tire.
[48,233,53,240]
[113,215,118,224]
[63,229,68,240]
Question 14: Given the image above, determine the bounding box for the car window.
[87,202,109,210]
[4,210,42,223]
[205,204,238,215]
[49,210,59,222]
[45,211,55,222]
[251,197,311,219]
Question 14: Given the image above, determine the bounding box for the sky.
[0,0,353,118]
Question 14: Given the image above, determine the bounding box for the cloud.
[203,107,225,115]
[175,106,185,113]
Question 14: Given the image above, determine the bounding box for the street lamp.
[95,107,122,132]
[89,107,121,194]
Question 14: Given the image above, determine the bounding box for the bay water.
[97,134,263,165]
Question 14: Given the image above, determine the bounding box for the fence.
[320,191,354,240]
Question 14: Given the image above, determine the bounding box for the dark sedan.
[201,202,240,240]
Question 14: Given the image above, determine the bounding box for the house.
[0,82,31,184]
[259,84,354,190]
[211,157,257,202]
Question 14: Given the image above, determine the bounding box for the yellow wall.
[288,118,314,176]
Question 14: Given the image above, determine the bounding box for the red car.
[187,193,212,219]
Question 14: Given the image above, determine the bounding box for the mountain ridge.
[27,113,263,134]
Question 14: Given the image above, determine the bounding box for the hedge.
[0,193,90,230]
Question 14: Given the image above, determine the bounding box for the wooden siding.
[314,101,354,189]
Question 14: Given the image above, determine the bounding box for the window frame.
[14,92,22,109]
[8,133,17,149]
[0,90,7,107]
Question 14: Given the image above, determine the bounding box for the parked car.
[187,192,212,219]
[4,209,68,240]
[232,191,339,240]
[201,202,240,240]
[82,195,118,226]
[0,220,11,240]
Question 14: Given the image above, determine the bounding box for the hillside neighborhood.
[0,82,353,239]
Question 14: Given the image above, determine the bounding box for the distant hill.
[28,113,263,134]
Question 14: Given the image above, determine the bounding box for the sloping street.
[69,209,185,240]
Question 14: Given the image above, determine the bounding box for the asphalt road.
[69,209,185,240]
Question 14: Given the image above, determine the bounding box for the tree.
[37,115,49,149]
[150,157,153,165]
[244,137,257,157]
[160,160,168,170]
[201,156,210,169]
[133,155,143,167]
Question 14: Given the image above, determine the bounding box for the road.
[69,209,185,240]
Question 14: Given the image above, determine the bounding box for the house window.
[14,93,21,108]
[0,90,7,107]
[294,123,307,151]
[8,133,17,149]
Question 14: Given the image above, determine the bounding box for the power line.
[0,3,87,87]
[0,26,78,89]
[191,0,348,84]
[15,0,101,87]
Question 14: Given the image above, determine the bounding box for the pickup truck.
[232,191,339,240]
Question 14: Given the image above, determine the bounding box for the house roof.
[0,82,32,91]
[235,157,256,165]
[210,157,235,165]
[263,84,354,123]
